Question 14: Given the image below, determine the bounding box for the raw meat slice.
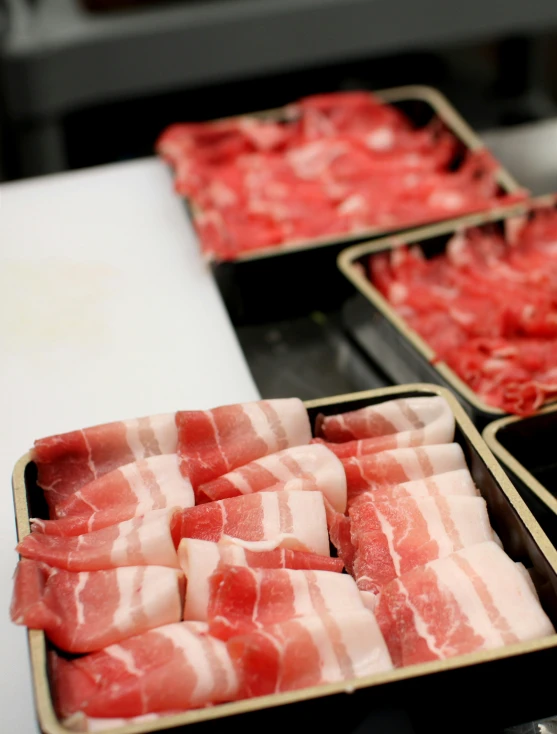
[375,469,480,500]
[316,396,454,443]
[32,413,179,510]
[10,559,184,653]
[177,398,311,487]
[329,512,356,574]
[196,443,346,511]
[207,567,364,639]
[228,610,393,697]
[375,541,555,667]
[178,538,343,621]
[17,509,179,572]
[343,443,467,500]
[32,455,194,535]
[52,621,240,718]
[350,495,495,594]
[171,490,330,557]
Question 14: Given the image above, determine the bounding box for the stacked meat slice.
[10,395,553,730]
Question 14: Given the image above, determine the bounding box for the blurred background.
[2,0,557,189]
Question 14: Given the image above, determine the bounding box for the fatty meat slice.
[10,559,184,653]
[350,495,495,594]
[32,455,194,534]
[316,396,454,443]
[32,413,179,510]
[178,538,343,621]
[52,621,240,718]
[377,469,480,500]
[177,398,311,487]
[196,443,347,512]
[17,509,179,572]
[208,567,364,640]
[343,443,467,501]
[375,541,555,667]
[172,490,330,556]
[228,609,393,697]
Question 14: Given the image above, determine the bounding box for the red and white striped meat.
[376,469,480,500]
[177,398,311,488]
[208,566,365,640]
[196,443,346,512]
[343,443,467,501]
[316,396,454,443]
[33,414,179,511]
[228,610,393,697]
[32,455,194,536]
[375,541,555,666]
[172,490,330,556]
[52,621,240,718]
[10,559,184,653]
[350,495,496,594]
[178,538,343,621]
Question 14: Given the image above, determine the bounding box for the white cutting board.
[0,158,259,732]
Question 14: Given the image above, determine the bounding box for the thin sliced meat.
[52,621,240,718]
[350,495,496,594]
[196,443,347,512]
[32,455,194,535]
[375,541,554,667]
[171,490,330,556]
[177,398,311,487]
[343,444,467,501]
[10,559,184,653]
[178,539,343,621]
[208,567,364,640]
[17,509,179,572]
[376,469,480,500]
[316,396,454,443]
[32,413,179,510]
[329,512,356,575]
[228,610,393,697]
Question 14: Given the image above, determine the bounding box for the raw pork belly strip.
[375,541,555,667]
[350,495,495,594]
[208,567,365,640]
[177,398,311,488]
[32,455,194,535]
[52,621,240,718]
[172,490,330,556]
[378,470,480,500]
[18,491,329,571]
[178,539,343,621]
[32,413,179,509]
[316,396,454,443]
[10,559,184,653]
[228,610,393,697]
[343,443,467,500]
[197,443,347,512]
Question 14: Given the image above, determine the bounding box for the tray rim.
[483,403,557,520]
[337,194,557,418]
[12,382,557,734]
[167,83,523,265]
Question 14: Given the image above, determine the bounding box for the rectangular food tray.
[338,195,557,429]
[12,384,557,734]
[179,85,522,324]
[483,404,557,544]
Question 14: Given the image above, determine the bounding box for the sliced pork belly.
[10,559,184,653]
[177,398,311,487]
[32,413,179,510]
[17,509,179,572]
[375,541,555,667]
[32,455,194,535]
[380,469,480,500]
[343,444,467,501]
[316,396,454,443]
[208,567,364,640]
[171,490,330,556]
[228,610,393,697]
[52,621,240,718]
[351,494,495,593]
[196,443,346,511]
[329,512,356,575]
[178,539,343,621]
